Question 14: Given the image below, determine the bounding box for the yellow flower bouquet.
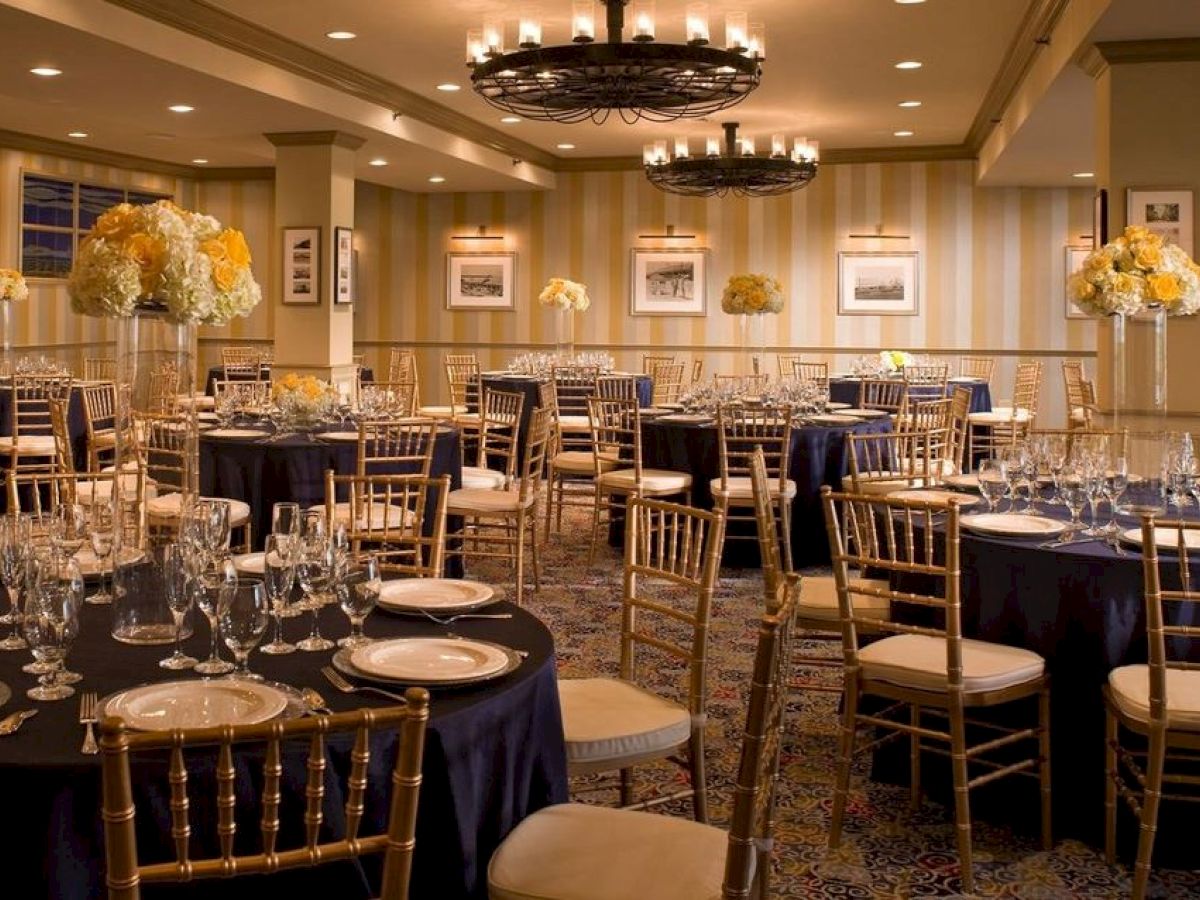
[0,269,28,302]
[538,277,590,311]
[272,373,337,425]
[1068,225,1200,318]
[721,274,784,314]
[67,200,262,323]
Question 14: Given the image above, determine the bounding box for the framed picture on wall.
[1064,245,1091,319]
[1093,189,1108,250]
[1127,187,1194,256]
[837,251,920,316]
[282,226,320,305]
[630,248,708,316]
[446,252,516,310]
[334,226,353,305]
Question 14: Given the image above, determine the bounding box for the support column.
[265,130,363,396]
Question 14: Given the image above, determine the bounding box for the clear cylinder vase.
[1110,305,1168,431]
[0,299,10,377]
[556,306,575,360]
[110,301,197,644]
[736,314,765,377]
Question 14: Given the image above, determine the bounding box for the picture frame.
[282,226,320,305]
[1093,188,1108,250]
[445,252,517,310]
[629,248,708,316]
[837,251,920,316]
[333,226,353,305]
[1126,187,1194,256]
[1064,245,1091,319]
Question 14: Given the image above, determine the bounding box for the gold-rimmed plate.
[376,578,497,613]
[333,637,521,688]
[98,678,305,731]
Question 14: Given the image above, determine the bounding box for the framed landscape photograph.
[837,251,920,316]
[630,248,708,316]
[334,226,353,305]
[1064,245,1091,319]
[1127,187,1194,256]
[446,252,516,310]
[282,226,319,305]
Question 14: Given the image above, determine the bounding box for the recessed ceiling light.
[428,175,446,184]
[500,116,522,124]
[556,143,576,150]
[168,104,194,113]
[192,158,209,165]
[894,130,914,137]
[368,158,388,167]
[895,0,926,4]
[1072,172,1095,178]
[898,100,922,108]
[30,67,62,77]
[67,131,88,138]
[325,30,356,40]
[436,83,461,92]
[895,60,922,70]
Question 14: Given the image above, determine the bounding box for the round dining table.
[204,366,375,397]
[828,375,992,413]
[0,594,567,900]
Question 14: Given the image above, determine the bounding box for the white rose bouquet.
[721,274,784,314]
[878,350,914,374]
[0,269,28,302]
[538,277,590,311]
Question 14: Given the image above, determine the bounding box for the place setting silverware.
[0,709,38,736]
[79,691,99,755]
[410,610,514,626]
[322,666,410,704]
[301,687,333,716]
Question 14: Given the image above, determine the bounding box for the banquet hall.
[2,0,1200,898]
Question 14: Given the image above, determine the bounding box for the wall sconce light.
[637,223,697,239]
[451,224,505,241]
[847,223,910,240]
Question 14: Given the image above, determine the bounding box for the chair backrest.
[587,396,642,481]
[221,347,262,381]
[147,363,180,415]
[82,381,117,429]
[721,571,797,900]
[691,359,704,383]
[8,375,73,475]
[519,407,553,502]
[356,418,438,478]
[49,396,75,474]
[901,364,949,404]
[477,389,525,488]
[325,472,450,578]
[85,357,117,381]
[749,446,783,597]
[845,430,930,492]
[959,355,995,384]
[906,397,955,476]
[776,353,803,377]
[650,362,685,406]
[948,386,973,473]
[597,374,637,402]
[445,358,481,414]
[792,360,828,385]
[858,378,908,415]
[1062,360,1089,423]
[1013,361,1043,416]
[552,365,600,418]
[388,347,418,384]
[713,373,769,394]
[100,693,429,900]
[622,496,726,719]
[1138,515,1200,728]
[715,403,792,496]
[135,411,198,497]
[8,469,147,548]
[642,354,675,376]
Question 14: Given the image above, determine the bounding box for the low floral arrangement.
[1068,225,1200,318]
[877,350,914,373]
[0,268,28,302]
[272,373,337,424]
[68,200,262,324]
[721,273,784,314]
[538,277,590,311]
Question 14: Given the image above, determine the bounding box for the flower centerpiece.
[1068,225,1200,318]
[0,269,28,303]
[272,373,337,428]
[721,273,784,315]
[538,277,589,358]
[878,350,914,374]
[0,268,27,371]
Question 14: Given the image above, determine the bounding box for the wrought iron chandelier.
[644,122,820,198]
[466,1,764,125]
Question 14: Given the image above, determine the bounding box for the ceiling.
[1,0,1193,190]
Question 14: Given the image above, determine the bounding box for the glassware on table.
[218,579,269,679]
[86,505,115,605]
[1103,456,1129,537]
[337,554,380,649]
[1060,471,1089,533]
[1000,447,1028,514]
[23,555,83,701]
[272,502,301,544]
[260,535,297,655]
[296,536,335,652]
[52,504,88,557]
[54,557,85,686]
[201,499,232,562]
[977,458,1008,514]
[159,544,197,670]
[0,516,30,649]
[194,557,236,675]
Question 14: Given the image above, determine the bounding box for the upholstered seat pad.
[556,414,593,432]
[329,500,415,531]
[709,476,797,502]
[417,405,458,418]
[0,434,56,454]
[447,488,532,515]
[859,633,1044,693]
[840,473,923,495]
[550,450,618,475]
[147,493,251,526]
[558,677,690,768]
[598,468,692,493]
[968,408,1031,425]
[799,575,891,622]
[178,393,215,410]
[1109,665,1200,731]
[487,802,728,900]
[462,465,507,490]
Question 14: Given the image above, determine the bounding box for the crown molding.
[0,128,195,178]
[558,143,973,174]
[1095,38,1200,65]
[194,166,274,181]
[264,131,365,150]
[1075,43,1107,79]
[102,0,558,170]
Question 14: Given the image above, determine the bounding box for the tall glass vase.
[1109,305,1168,435]
[0,299,10,376]
[556,306,575,360]
[736,314,765,377]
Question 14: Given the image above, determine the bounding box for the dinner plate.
[943,473,980,492]
[233,552,265,575]
[807,414,863,426]
[658,414,713,424]
[890,489,981,508]
[376,578,497,613]
[197,412,219,422]
[960,514,1068,538]
[338,637,520,686]
[1118,527,1200,553]
[204,428,269,439]
[838,408,890,419]
[0,680,11,709]
[72,545,145,576]
[100,679,294,731]
[826,401,852,411]
[315,431,360,442]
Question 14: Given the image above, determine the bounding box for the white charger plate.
[807,414,863,426]
[826,401,852,411]
[837,408,890,419]
[659,414,713,424]
[100,679,293,731]
[960,513,1067,538]
[340,637,518,685]
[205,428,268,439]
[891,489,981,508]
[315,431,359,442]
[943,473,980,492]
[377,578,496,613]
[1118,527,1200,553]
[233,552,265,575]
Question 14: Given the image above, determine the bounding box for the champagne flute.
[977,458,1008,514]
[202,500,232,562]
[338,554,380,648]
[218,579,269,680]
[0,516,30,649]
[55,557,85,686]
[1104,456,1129,537]
[296,536,335,652]
[159,544,197,670]
[260,535,297,655]
[86,506,115,605]
[194,557,236,675]
[271,502,301,545]
[23,556,82,701]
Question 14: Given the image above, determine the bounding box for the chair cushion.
[91,431,118,449]
[550,450,618,475]
[1109,665,1200,731]
[1069,407,1089,423]
[446,488,531,515]
[709,476,797,502]
[798,575,891,623]
[858,633,1044,693]
[598,468,692,494]
[329,500,414,531]
[558,677,691,770]
[557,414,592,432]
[417,405,458,418]
[147,493,251,527]
[178,393,215,410]
[75,474,146,504]
[0,435,56,454]
[488,802,728,900]
[968,408,1031,425]
[839,473,920,495]
[462,465,507,490]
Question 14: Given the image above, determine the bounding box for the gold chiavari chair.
[1104,516,1200,899]
[901,364,949,403]
[1,374,73,477]
[948,385,973,475]
[445,357,482,438]
[959,355,996,385]
[821,488,1052,896]
[597,373,637,402]
[903,396,957,480]
[325,472,449,578]
[587,396,693,564]
[487,562,795,900]
[967,360,1042,462]
[356,417,437,478]
[841,429,930,495]
[388,346,416,383]
[7,469,147,550]
[713,402,795,572]
[445,407,551,605]
[642,354,675,376]
[650,361,685,406]
[560,495,726,820]
[146,363,180,416]
[777,353,804,377]
[461,389,523,491]
[792,360,829,385]
[221,346,263,382]
[857,378,909,417]
[713,373,769,394]
[545,380,616,540]
[84,357,116,381]
[1063,360,1093,430]
[81,381,119,472]
[100,694,429,900]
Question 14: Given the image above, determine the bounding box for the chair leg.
[690,728,709,824]
[1038,685,1052,851]
[909,703,922,811]
[587,487,603,566]
[1104,708,1118,865]
[513,516,525,607]
[528,510,540,592]
[1132,730,1167,900]
[948,699,974,896]
[618,768,634,807]
[778,499,793,574]
[828,677,859,848]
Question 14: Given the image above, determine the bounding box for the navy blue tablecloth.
[0,598,566,899]
[638,416,892,567]
[829,377,992,413]
[205,367,375,397]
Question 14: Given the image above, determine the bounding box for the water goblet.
[55,504,88,557]
[272,502,301,543]
[218,579,269,680]
[158,544,197,670]
[194,557,236,675]
[337,555,380,649]
[296,537,335,652]
[260,535,297,655]
[1000,447,1027,513]
[86,507,115,605]
[23,557,83,701]
[1060,473,1089,533]
[54,557,85,686]
[977,458,1008,514]
[1103,456,1129,537]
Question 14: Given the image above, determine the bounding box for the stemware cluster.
[1163,432,1200,512]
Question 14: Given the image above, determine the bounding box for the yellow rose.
[1068,275,1096,301]
[1084,253,1111,276]
[220,229,252,268]
[211,260,237,291]
[122,232,165,292]
[1147,272,1182,304]
[1133,242,1162,270]
[1125,225,1151,243]
[93,204,135,240]
[1111,272,1142,295]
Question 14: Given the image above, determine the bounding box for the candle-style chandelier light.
[467,1,764,125]
[644,122,820,198]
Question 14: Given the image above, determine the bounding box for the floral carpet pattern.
[468,509,1200,899]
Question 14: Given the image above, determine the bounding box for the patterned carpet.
[467,508,1200,899]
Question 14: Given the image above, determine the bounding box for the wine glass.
[977,458,1008,514]
[1103,456,1129,538]
[0,516,30,650]
[86,505,114,605]
[194,557,236,675]
[54,556,85,686]
[202,500,232,563]
[158,544,197,670]
[296,536,335,652]
[23,556,83,701]
[272,502,301,546]
[1060,471,1089,533]
[218,579,269,679]
[1044,434,1068,506]
[338,554,380,649]
[52,504,87,557]
[1000,447,1027,513]
[260,535,297,655]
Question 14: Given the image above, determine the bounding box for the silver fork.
[415,610,513,626]
[79,692,99,755]
[321,666,410,704]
